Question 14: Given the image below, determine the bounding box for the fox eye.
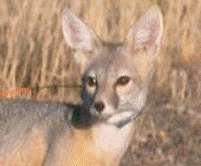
[86,76,97,87]
[116,76,130,86]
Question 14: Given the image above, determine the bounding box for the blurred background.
[0,0,201,165]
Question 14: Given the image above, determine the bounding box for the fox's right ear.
[62,9,101,52]
[62,9,103,74]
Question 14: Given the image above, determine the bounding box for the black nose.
[94,101,105,112]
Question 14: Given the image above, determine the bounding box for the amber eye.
[86,76,97,87]
[116,76,130,86]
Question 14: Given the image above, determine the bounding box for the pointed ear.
[126,7,163,54]
[62,9,101,51]
[62,9,102,74]
[124,7,163,81]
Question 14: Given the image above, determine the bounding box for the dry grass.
[0,0,201,165]
[0,0,201,103]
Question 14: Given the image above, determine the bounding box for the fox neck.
[71,104,135,151]
[70,121,134,165]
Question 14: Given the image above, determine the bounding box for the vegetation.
[0,0,200,165]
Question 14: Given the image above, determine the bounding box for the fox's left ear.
[126,7,163,55]
[124,7,163,80]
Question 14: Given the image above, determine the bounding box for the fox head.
[62,7,163,122]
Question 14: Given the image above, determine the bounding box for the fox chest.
[67,123,134,166]
[93,123,134,156]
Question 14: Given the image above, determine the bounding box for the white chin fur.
[106,111,135,125]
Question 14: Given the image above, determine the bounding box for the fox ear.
[126,7,163,55]
[62,9,102,74]
[62,9,101,51]
[125,7,163,80]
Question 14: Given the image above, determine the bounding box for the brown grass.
[0,0,201,165]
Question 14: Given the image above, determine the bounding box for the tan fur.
[1,126,45,166]
[66,128,107,166]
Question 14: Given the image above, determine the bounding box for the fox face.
[82,45,146,119]
[62,7,163,123]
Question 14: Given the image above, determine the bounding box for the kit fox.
[0,6,163,166]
